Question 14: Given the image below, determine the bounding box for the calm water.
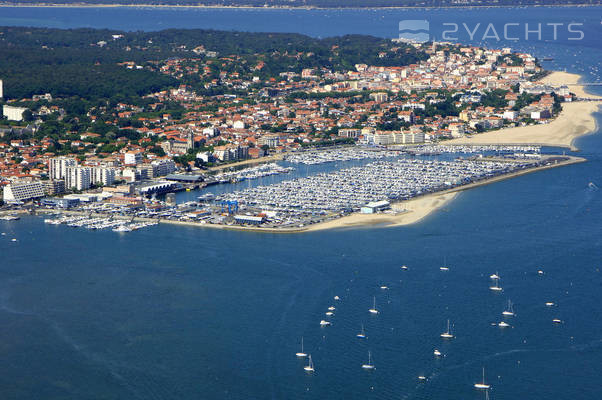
[1,6,602,400]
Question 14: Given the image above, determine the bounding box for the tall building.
[3,181,45,203]
[91,167,115,186]
[49,157,76,180]
[65,166,91,191]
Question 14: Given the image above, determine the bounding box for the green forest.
[0,27,427,101]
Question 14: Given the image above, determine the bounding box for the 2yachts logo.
[441,22,585,41]
[399,20,585,42]
[398,20,431,43]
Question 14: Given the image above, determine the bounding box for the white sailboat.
[489,272,500,280]
[440,256,449,271]
[502,300,515,316]
[357,324,367,339]
[474,367,491,389]
[304,354,315,372]
[361,351,375,369]
[440,319,454,339]
[320,320,331,326]
[433,349,442,357]
[369,296,379,314]
[489,277,503,292]
[296,337,307,358]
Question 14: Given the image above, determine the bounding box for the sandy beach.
[303,192,458,231]
[444,72,601,151]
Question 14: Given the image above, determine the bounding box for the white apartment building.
[151,159,176,177]
[91,167,115,186]
[65,166,91,191]
[3,181,45,203]
[3,105,28,121]
[49,157,77,180]
[124,152,143,165]
[363,131,425,146]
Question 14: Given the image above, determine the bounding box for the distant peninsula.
[0,0,600,9]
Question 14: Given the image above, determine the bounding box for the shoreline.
[7,76,599,233]
[442,71,601,151]
[26,156,584,233]
[0,3,600,10]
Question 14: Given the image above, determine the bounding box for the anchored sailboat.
[369,296,379,314]
[489,277,503,292]
[296,337,307,358]
[440,319,454,339]
[361,351,375,369]
[502,300,515,316]
[357,324,367,339]
[474,367,491,389]
[304,355,315,372]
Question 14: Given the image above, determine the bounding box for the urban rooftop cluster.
[0,34,574,210]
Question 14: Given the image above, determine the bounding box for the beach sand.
[444,72,601,151]
[303,192,458,231]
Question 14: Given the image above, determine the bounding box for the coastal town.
[0,32,591,230]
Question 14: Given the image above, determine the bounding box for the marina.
[283,145,541,165]
[43,215,157,232]
[212,162,294,183]
[215,156,567,227]
[284,148,402,165]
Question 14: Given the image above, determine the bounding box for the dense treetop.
[0,27,427,100]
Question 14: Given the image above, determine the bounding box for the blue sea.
[1,5,602,400]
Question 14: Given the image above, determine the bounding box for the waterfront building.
[40,197,80,208]
[360,200,391,214]
[2,180,45,203]
[449,123,466,138]
[213,145,249,161]
[43,179,66,196]
[49,157,76,180]
[105,196,144,208]
[151,159,177,177]
[234,215,266,225]
[65,166,91,191]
